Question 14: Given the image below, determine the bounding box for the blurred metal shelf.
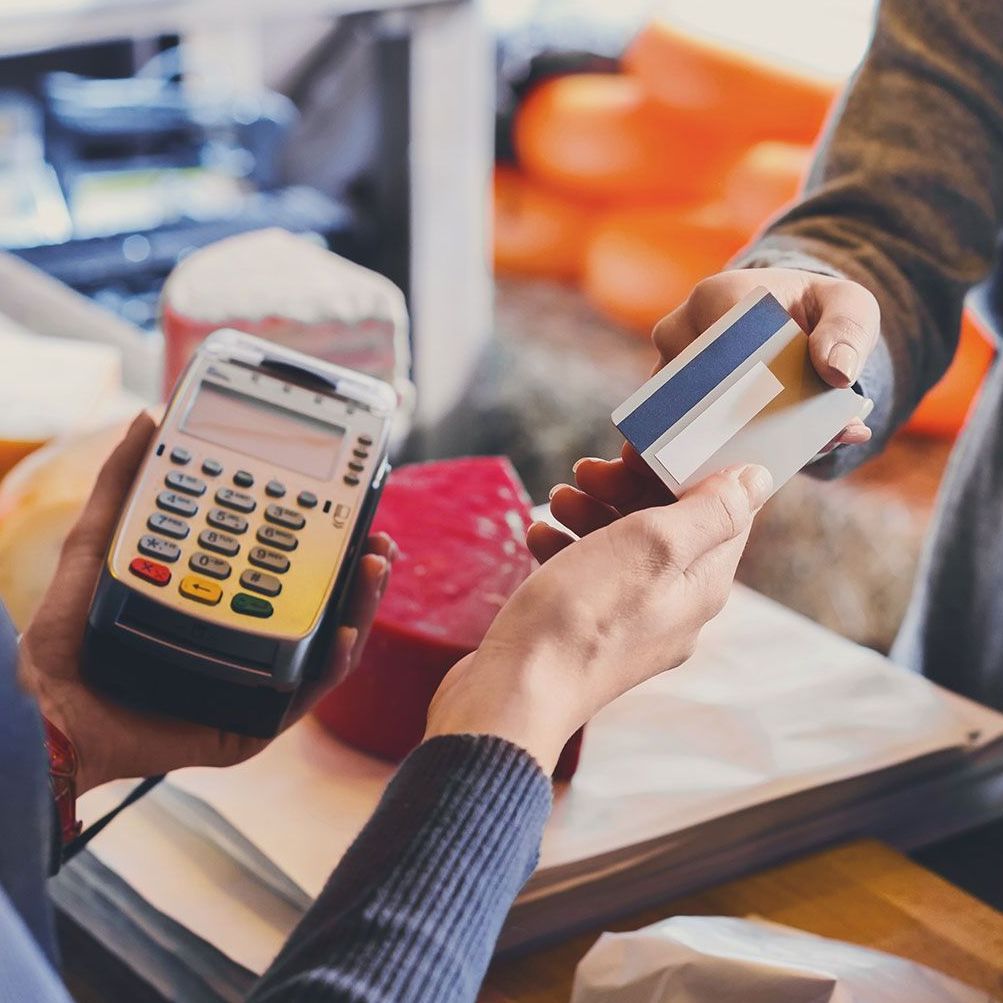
[0,0,443,57]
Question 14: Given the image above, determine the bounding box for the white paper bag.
[571,916,997,1003]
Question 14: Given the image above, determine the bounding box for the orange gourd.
[583,205,748,334]
[905,312,996,439]
[723,141,813,235]
[492,166,593,280]
[514,73,738,204]
[625,19,837,147]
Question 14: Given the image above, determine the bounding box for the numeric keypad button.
[165,471,206,496]
[202,458,223,477]
[297,490,317,509]
[248,546,290,574]
[169,446,191,465]
[206,507,248,534]
[215,488,256,513]
[257,525,298,551]
[240,569,282,597]
[138,534,180,562]
[231,593,273,618]
[189,552,232,579]
[148,513,189,540]
[266,480,286,498]
[129,557,171,586]
[179,574,222,606]
[264,504,305,530]
[198,529,240,557]
[158,490,198,518]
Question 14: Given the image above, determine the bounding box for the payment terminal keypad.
[128,443,348,622]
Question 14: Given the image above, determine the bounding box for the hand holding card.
[612,287,871,499]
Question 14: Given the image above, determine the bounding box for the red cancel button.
[129,556,172,586]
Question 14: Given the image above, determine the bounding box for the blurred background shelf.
[0,0,435,59]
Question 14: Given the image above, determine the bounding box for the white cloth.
[571,916,998,1003]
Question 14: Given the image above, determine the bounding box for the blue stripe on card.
[617,292,793,453]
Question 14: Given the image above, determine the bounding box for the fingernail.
[572,457,601,474]
[549,483,571,500]
[737,465,773,508]
[827,342,859,383]
[376,559,391,597]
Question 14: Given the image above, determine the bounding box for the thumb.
[806,280,880,388]
[62,411,157,561]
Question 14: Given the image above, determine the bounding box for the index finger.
[573,443,672,514]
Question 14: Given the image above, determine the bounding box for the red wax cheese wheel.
[625,20,837,146]
[905,312,996,440]
[493,166,594,281]
[514,74,737,204]
[583,206,748,334]
[314,456,585,781]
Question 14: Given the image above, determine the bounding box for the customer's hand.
[570,267,881,514]
[424,464,771,773]
[19,412,395,794]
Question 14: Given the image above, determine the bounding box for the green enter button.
[231,593,274,618]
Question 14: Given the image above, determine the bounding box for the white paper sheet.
[166,587,995,901]
[80,586,1003,977]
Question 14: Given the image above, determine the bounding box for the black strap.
[62,774,166,864]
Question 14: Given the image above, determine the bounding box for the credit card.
[612,286,870,498]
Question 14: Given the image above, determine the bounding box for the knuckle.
[710,478,751,540]
[829,311,873,348]
[629,511,680,571]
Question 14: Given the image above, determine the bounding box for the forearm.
[247,734,551,1003]
[735,0,1003,472]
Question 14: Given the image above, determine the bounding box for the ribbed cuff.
[731,237,895,479]
[249,734,552,1003]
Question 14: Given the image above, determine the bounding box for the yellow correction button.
[179,574,222,606]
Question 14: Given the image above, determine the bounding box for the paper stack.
[53,586,1003,1003]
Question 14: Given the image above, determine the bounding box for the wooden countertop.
[481,840,1003,1001]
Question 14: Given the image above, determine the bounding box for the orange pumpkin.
[905,312,996,439]
[583,205,748,334]
[723,141,813,235]
[514,73,738,204]
[492,165,593,280]
[625,19,837,147]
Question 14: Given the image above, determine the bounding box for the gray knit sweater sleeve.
[734,0,1003,476]
[246,734,552,1003]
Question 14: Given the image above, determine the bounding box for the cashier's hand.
[424,463,771,774]
[19,412,395,795]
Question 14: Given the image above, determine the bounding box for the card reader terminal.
[84,329,396,737]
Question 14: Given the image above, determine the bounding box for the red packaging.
[314,456,584,780]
